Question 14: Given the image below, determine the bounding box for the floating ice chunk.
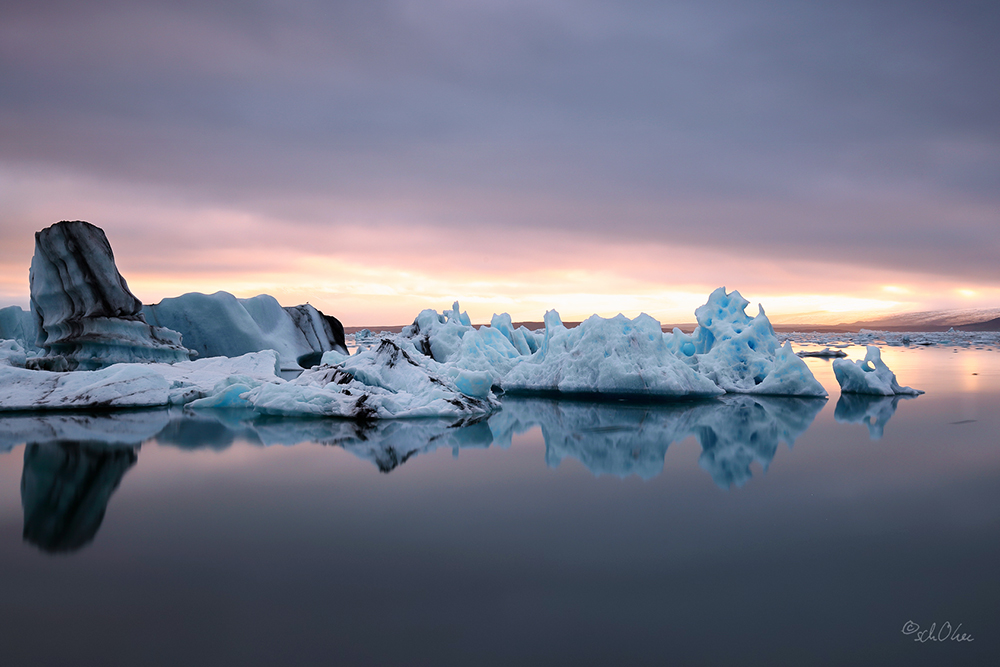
[150,350,284,406]
[671,288,827,397]
[502,312,724,398]
[143,291,347,371]
[0,339,27,368]
[0,351,283,411]
[832,346,923,396]
[796,347,848,358]
[0,364,171,411]
[246,339,499,419]
[28,221,190,370]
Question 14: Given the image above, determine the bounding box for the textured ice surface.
[0,351,283,411]
[143,291,347,370]
[670,288,827,396]
[833,346,923,396]
[247,339,500,419]
[502,312,724,398]
[28,221,190,370]
[0,306,39,353]
[0,339,28,368]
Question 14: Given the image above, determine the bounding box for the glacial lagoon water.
[0,346,998,666]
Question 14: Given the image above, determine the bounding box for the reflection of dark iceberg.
[21,441,137,553]
[834,393,913,440]
[493,395,824,487]
[0,411,161,553]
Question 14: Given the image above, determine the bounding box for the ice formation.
[796,347,847,358]
[667,288,828,396]
[28,221,191,370]
[502,312,724,398]
[143,291,347,371]
[0,351,283,411]
[832,346,923,396]
[246,339,500,419]
[0,305,38,353]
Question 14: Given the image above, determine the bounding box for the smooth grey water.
[0,347,997,666]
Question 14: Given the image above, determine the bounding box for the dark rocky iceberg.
[28,221,190,370]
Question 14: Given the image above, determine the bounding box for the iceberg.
[28,221,191,370]
[668,288,828,396]
[246,339,500,419]
[832,346,923,395]
[1,339,28,368]
[143,291,348,371]
[0,351,283,411]
[0,305,39,353]
[502,311,725,398]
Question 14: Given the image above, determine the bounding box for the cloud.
[0,0,998,317]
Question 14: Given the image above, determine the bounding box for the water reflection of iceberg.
[0,411,166,553]
[493,395,825,487]
[21,440,138,553]
[153,409,495,473]
[834,393,914,440]
[254,415,494,472]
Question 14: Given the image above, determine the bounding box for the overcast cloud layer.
[1,0,998,322]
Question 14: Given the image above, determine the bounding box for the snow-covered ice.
[0,351,283,411]
[246,338,500,419]
[832,346,923,396]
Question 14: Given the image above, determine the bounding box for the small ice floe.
[832,346,923,396]
[796,347,848,358]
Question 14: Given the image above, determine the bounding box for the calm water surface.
[0,346,998,666]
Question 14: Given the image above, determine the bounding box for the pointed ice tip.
[452,300,460,311]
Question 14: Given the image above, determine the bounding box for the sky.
[1,0,998,326]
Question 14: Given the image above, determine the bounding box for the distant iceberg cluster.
[0,219,938,419]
